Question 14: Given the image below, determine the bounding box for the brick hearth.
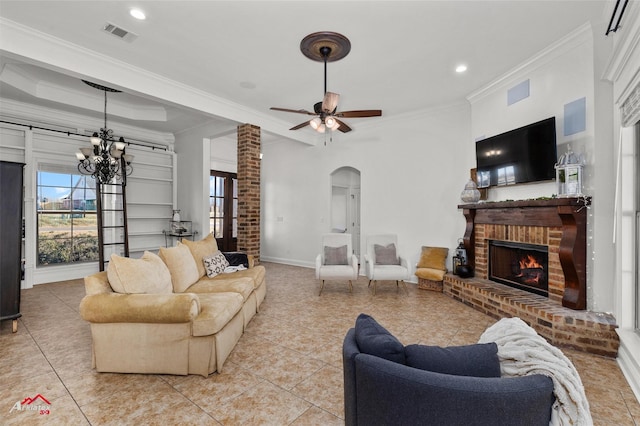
[448,198,619,357]
[444,274,619,357]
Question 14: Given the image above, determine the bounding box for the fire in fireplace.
[488,240,549,297]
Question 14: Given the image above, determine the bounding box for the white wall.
[468,23,615,312]
[210,136,238,174]
[174,123,232,238]
[260,102,472,277]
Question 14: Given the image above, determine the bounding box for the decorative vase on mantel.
[460,179,481,203]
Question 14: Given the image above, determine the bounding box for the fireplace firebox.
[488,240,549,297]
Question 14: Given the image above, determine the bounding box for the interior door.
[331,186,348,233]
[209,171,237,251]
[330,167,361,262]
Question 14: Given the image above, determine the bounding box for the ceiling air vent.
[102,22,138,42]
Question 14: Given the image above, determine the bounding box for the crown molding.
[467,22,593,105]
[602,1,640,102]
[0,17,316,146]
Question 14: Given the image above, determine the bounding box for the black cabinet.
[0,161,24,333]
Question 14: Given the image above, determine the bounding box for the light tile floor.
[1,262,638,425]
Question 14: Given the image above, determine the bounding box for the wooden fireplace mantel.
[459,197,591,310]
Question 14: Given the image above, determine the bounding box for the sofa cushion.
[404,342,500,377]
[415,267,447,281]
[158,243,200,293]
[192,292,244,336]
[355,313,405,364]
[186,276,254,301]
[107,251,173,294]
[374,243,399,265]
[209,265,266,290]
[417,246,449,270]
[182,233,219,279]
[324,245,348,265]
[203,251,230,277]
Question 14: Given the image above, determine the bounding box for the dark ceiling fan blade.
[335,118,352,133]
[322,92,340,113]
[290,121,311,130]
[336,109,382,118]
[270,107,316,115]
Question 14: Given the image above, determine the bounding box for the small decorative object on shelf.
[164,220,197,247]
[452,254,464,275]
[172,209,181,222]
[456,265,474,278]
[460,179,481,203]
[170,220,192,236]
[455,239,467,263]
[453,239,472,276]
[555,145,584,197]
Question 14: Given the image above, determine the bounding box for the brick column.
[237,124,261,263]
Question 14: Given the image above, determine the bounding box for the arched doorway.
[330,167,361,260]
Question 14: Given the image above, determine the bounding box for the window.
[37,168,98,265]
[209,171,237,251]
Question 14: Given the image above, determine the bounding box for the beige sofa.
[79,233,266,377]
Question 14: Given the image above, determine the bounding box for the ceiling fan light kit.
[270,31,382,135]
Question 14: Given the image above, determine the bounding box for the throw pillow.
[106,251,173,294]
[417,246,449,270]
[182,233,219,279]
[222,252,249,268]
[324,245,348,265]
[158,242,200,293]
[354,313,405,364]
[404,342,500,377]
[203,251,230,277]
[414,268,447,281]
[374,243,400,265]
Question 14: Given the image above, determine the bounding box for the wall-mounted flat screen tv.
[475,117,557,188]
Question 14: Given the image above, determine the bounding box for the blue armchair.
[343,314,555,426]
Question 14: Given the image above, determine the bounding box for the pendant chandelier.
[76,80,133,185]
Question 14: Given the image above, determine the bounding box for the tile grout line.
[17,313,93,425]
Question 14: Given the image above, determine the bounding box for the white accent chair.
[364,234,409,295]
[315,233,359,296]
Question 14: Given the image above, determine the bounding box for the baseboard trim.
[260,256,314,269]
[259,256,418,283]
[617,329,640,403]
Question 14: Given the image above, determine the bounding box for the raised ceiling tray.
[300,31,351,62]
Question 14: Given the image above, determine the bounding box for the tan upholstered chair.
[315,233,359,295]
[415,246,449,291]
[364,234,410,295]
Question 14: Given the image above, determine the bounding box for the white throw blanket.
[223,265,247,273]
[478,317,592,426]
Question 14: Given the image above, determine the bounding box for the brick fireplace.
[443,198,619,357]
[488,240,549,297]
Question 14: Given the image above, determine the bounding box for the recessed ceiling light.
[455,64,468,73]
[130,9,146,20]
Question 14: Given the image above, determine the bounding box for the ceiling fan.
[270,32,382,133]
